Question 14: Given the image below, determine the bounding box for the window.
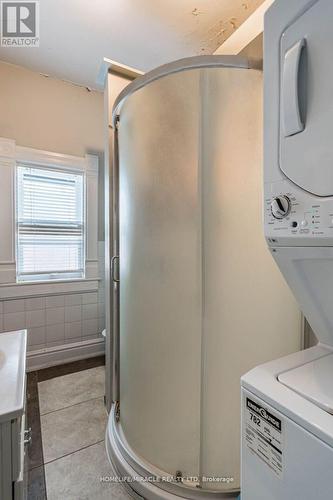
[16,164,85,282]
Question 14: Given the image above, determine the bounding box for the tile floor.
[27,358,134,500]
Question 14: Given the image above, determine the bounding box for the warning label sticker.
[245,397,283,477]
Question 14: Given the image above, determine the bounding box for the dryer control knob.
[271,196,291,219]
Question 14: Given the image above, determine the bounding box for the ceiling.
[0,0,264,90]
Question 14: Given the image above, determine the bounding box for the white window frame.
[15,163,86,283]
[0,138,99,295]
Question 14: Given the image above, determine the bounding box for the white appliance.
[241,0,333,498]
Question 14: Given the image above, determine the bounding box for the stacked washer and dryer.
[242,1,333,498]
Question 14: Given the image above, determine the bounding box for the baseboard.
[26,338,105,371]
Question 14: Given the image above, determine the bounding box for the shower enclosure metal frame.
[104,59,142,413]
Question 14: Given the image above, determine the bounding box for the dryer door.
[280,0,333,197]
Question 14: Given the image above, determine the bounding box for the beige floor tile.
[41,398,107,463]
[45,441,134,500]
[38,366,105,414]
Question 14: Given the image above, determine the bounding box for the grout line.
[39,395,105,417]
[43,440,105,466]
[28,462,47,473]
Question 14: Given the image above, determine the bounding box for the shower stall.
[105,56,301,499]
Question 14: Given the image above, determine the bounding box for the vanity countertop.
[0,330,27,424]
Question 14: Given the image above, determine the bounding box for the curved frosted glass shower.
[106,56,301,499]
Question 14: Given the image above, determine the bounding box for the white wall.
[0,62,105,368]
[0,61,104,156]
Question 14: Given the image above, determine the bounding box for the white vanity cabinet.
[0,330,27,500]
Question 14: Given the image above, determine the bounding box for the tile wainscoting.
[0,286,106,370]
[0,241,106,369]
[0,289,105,349]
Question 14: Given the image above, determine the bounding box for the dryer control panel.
[264,181,333,246]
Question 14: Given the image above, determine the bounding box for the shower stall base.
[106,406,240,500]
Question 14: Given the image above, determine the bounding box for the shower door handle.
[111,255,120,283]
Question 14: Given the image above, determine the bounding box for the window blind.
[16,165,85,282]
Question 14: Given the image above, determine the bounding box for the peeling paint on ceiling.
[183,0,265,54]
[0,0,265,89]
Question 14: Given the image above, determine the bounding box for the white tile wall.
[83,319,98,337]
[65,294,81,306]
[65,305,81,323]
[0,242,106,352]
[28,326,45,347]
[26,309,45,328]
[82,292,98,304]
[25,297,45,310]
[0,289,105,352]
[65,321,81,341]
[4,311,26,331]
[4,299,25,313]
[46,295,65,308]
[46,307,65,325]
[46,324,65,344]
[98,302,104,317]
[82,303,98,320]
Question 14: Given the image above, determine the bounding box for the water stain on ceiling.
[0,0,265,89]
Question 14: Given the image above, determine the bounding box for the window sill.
[0,277,101,300]
[13,277,99,286]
